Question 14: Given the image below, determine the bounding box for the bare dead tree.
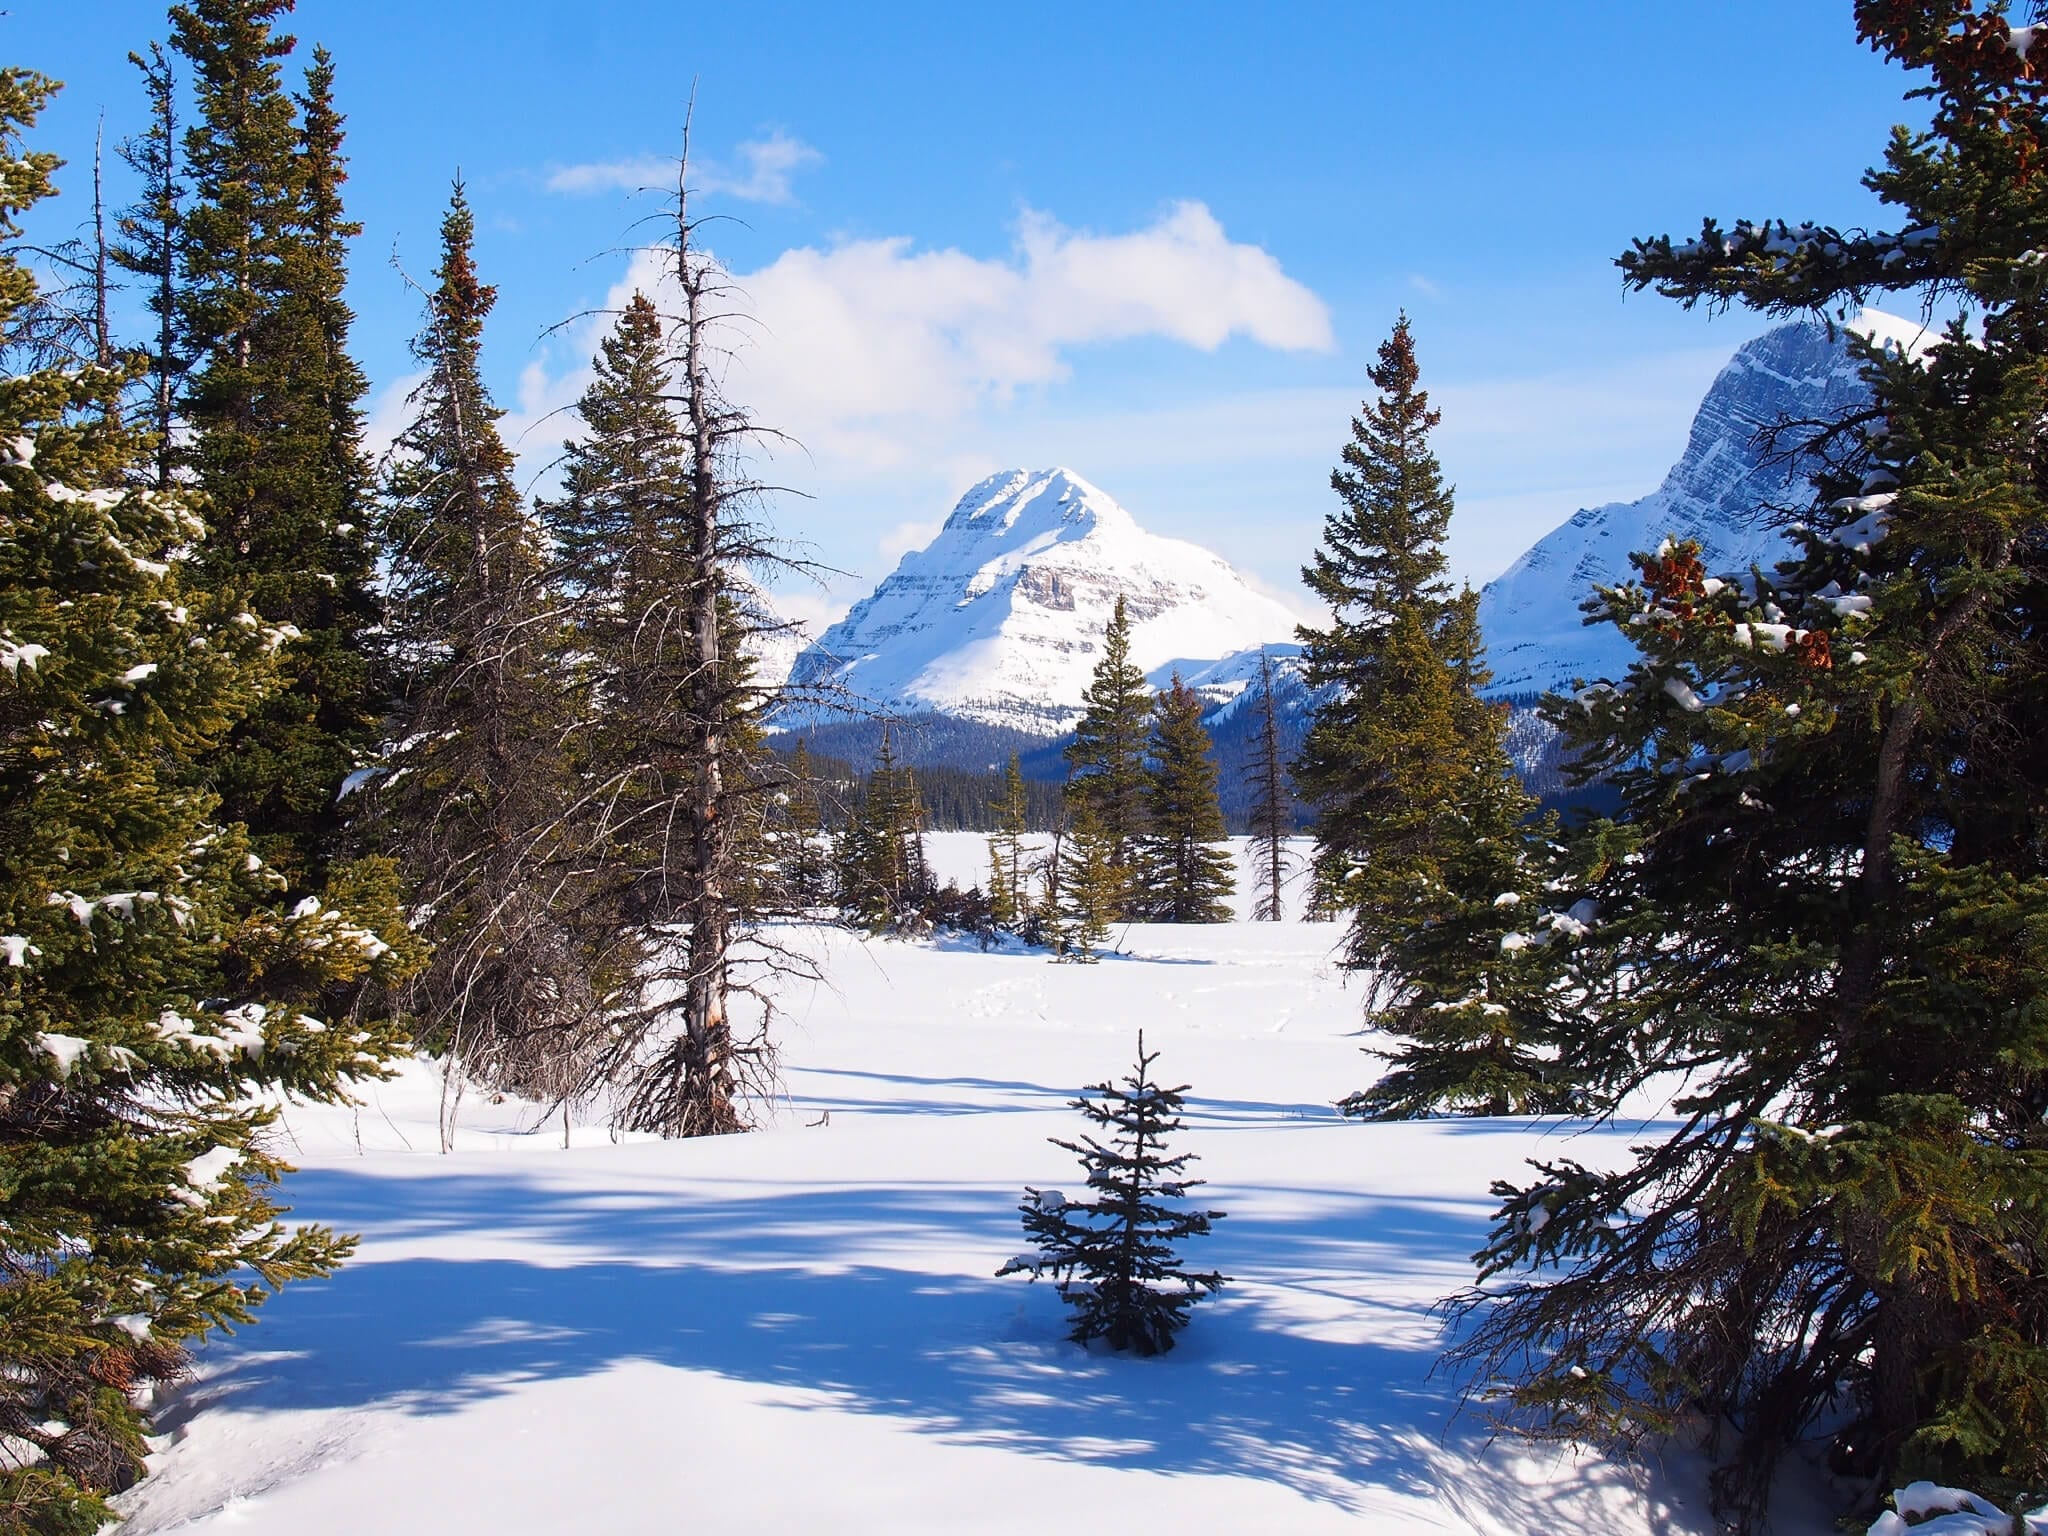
[534,111,839,1138]
[114,44,186,490]
[1245,648,1294,921]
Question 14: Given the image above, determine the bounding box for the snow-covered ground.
[111,837,1819,1534]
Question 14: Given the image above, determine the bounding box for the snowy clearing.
[112,837,1821,1534]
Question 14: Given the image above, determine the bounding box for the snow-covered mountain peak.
[1847,305,1940,361]
[1477,313,1892,698]
[784,469,1299,734]
[941,466,1135,542]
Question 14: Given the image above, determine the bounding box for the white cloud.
[546,155,670,196]
[705,131,822,206]
[362,368,427,464]
[601,200,1332,471]
[876,517,944,565]
[496,201,1738,609]
[545,131,822,205]
[756,581,848,643]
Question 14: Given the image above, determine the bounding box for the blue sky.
[19,2,1923,628]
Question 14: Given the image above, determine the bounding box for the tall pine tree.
[1136,673,1235,923]
[1064,594,1151,918]
[539,286,793,1133]
[1448,6,2048,1527]
[986,751,1031,930]
[1296,316,1505,965]
[0,71,405,1528]
[583,149,806,1138]
[170,0,380,887]
[1292,315,1553,1118]
[373,185,580,1112]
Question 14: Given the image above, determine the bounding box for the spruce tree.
[998,1033,1227,1355]
[289,45,366,524]
[372,185,580,1110]
[1448,8,2048,1527]
[986,751,1030,930]
[1052,795,1118,962]
[1295,317,1509,967]
[169,1,380,887]
[0,72,405,1527]
[1136,673,1235,923]
[537,290,694,938]
[1244,648,1294,922]
[560,151,804,1138]
[770,739,831,911]
[1290,316,1564,1115]
[1064,594,1151,917]
[835,729,927,932]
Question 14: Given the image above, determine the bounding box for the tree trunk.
[675,166,737,1137]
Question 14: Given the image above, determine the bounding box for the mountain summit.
[786,468,1300,734]
[1477,309,1932,697]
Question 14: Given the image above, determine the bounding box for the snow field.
[114,838,1780,1534]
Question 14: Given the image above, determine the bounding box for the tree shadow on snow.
[163,1165,1694,1525]
[789,1066,1342,1125]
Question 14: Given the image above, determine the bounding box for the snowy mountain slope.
[741,590,810,691]
[1477,309,1934,697]
[1148,640,1304,719]
[784,469,1301,734]
[108,839,1824,1536]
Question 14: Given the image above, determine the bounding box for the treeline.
[821,599,1300,948]
[780,680,1321,835]
[769,737,1067,831]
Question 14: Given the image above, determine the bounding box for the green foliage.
[1296,317,1497,960]
[998,1034,1226,1356]
[767,740,832,911]
[537,282,790,1134]
[1136,675,1234,923]
[370,186,579,1102]
[1065,595,1151,916]
[987,753,1030,929]
[1051,796,1118,961]
[835,730,929,932]
[170,0,380,886]
[1451,8,2048,1527]
[0,68,404,1526]
[111,42,185,494]
[1293,315,1563,1115]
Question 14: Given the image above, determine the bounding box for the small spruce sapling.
[998,1034,1226,1355]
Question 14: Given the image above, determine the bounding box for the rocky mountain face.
[782,468,1301,735]
[1476,309,1930,698]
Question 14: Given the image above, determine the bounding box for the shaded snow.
[112,837,1823,1535]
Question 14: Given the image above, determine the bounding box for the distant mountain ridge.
[771,314,1931,810]
[1476,309,1932,697]
[782,468,1301,734]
